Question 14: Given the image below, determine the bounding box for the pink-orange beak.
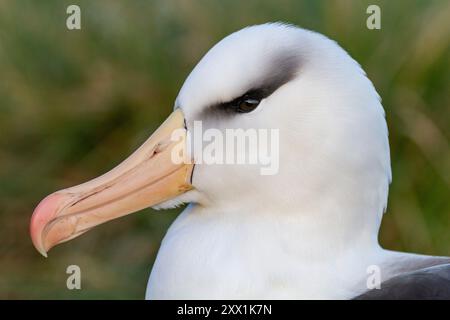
[30,109,193,257]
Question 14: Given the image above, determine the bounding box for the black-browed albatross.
[30,23,450,299]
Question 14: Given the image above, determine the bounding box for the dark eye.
[236,98,260,113]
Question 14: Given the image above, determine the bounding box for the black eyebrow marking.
[201,49,301,117]
[255,50,300,97]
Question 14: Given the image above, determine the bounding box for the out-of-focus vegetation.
[0,0,448,299]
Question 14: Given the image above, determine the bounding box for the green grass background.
[0,0,448,299]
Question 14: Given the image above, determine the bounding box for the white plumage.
[146,23,449,299]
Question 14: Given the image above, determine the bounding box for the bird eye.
[236,98,260,113]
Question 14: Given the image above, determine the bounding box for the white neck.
[147,199,386,299]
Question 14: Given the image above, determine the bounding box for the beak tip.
[36,247,48,258]
[30,193,65,257]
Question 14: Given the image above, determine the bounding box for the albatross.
[30,23,450,299]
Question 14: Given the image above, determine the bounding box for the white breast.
[146,204,386,299]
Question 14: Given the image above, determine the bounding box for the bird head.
[30,23,391,257]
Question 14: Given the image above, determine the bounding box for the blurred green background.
[0,0,449,299]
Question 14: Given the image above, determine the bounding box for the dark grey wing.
[353,263,450,300]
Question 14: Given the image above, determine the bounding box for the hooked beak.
[30,109,193,257]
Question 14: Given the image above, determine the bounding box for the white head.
[31,23,391,257]
[171,23,391,241]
